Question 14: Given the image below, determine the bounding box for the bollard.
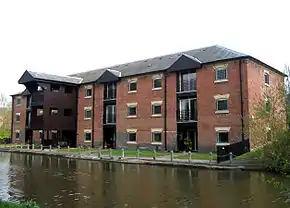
[67,145,70,152]
[27,144,29,150]
[49,145,52,152]
[170,150,174,162]
[20,144,23,151]
[98,148,102,158]
[32,144,35,150]
[188,151,192,163]
[109,148,112,158]
[136,148,140,159]
[153,149,156,160]
[209,152,213,163]
[121,148,125,159]
[230,152,233,164]
[40,144,43,150]
[58,145,60,151]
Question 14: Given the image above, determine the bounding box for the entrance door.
[183,130,197,151]
[103,127,116,149]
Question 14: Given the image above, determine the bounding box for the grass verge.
[0,201,40,208]
[234,149,263,160]
[175,152,217,160]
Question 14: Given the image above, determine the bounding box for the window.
[127,104,137,117]
[127,129,137,143]
[217,132,229,143]
[16,96,21,105]
[51,84,60,92]
[84,108,92,120]
[16,113,20,122]
[153,77,162,90]
[105,82,116,100]
[152,129,162,144]
[37,85,44,92]
[179,98,197,121]
[50,108,59,116]
[64,109,73,116]
[152,102,162,116]
[36,108,44,116]
[105,105,116,124]
[39,130,44,139]
[128,80,137,92]
[265,97,271,112]
[51,130,58,141]
[179,72,196,92]
[15,130,20,139]
[215,67,228,81]
[65,86,73,94]
[264,71,269,85]
[85,88,92,98]
[84,130,92,142]
[216,99,228,112]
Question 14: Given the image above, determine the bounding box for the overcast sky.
[0,0,289,99]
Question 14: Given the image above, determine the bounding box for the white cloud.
[0,0,289,99]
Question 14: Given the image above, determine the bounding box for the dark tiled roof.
[28,71,83,84]
[71,45,248,83]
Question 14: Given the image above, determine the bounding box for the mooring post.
[109,148,112,158]
[40,144,43,151]
[121,148,125,159]
[32,144,35,150]
[136,148,140,159]
[98,148,102,158]
[67,145,70,152]
[58,145,60,151]
[153,149,156,160]
[20,144,23,151]
[170,150,174,162]
[49,145,52,152]
[210,152,213,163]
[230,152,233,164]
[188,151,192,163]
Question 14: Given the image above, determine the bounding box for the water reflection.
[0,152,288,208]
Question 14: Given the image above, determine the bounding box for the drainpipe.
[164,73,167,150]
[92,83,96,148]
[10,96,14,143]
[239,59,245,142]
[75,87,79,147]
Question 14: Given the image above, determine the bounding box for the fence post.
[121,148,125,159]
[188,151,191,163]
[170,150,174,162]
[67,145,70,152]
[58,145,60,151]
[49,145,52,152]
[98,148,102,158]
[20,144,23,151]
[109,148,112,158]
[230,152,233,164]
[136,148,140,159]
[32,144,35,150]
[40,144,43,151]
[27,144,29,150]
[153,149,156,160]
[210,152,213,164]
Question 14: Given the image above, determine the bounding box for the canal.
[0,152,289,208]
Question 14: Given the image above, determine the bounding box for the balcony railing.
[177,110,197,122]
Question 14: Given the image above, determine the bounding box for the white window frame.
[15,113,21,122]
[16,96,22,105]
[84,107,92,120]
[85,85,92,98]
[84,129,92,142]
[264,70,270,86]
[151,128,163,145]
[126,129,137,144]
[151,101,162,117]
[215,127,230,145]
[128,79,137,93]
[215,67,228,83]
[127,103,137,118]
[214,94,230,114]
[152,75,162,90]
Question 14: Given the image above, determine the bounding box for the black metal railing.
[177,110,197,122]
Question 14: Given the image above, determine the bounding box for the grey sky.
[0,0,289,99]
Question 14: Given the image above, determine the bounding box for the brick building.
[11,45,285,154]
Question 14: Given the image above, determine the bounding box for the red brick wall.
[12,95,27,144]
[197,60,243,152]
[77,84,103,147]
[116,72,176,148]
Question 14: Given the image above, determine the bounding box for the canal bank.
[0,147,265,171]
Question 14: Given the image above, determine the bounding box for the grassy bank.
[234,149,263,161]
[0,201,39,208]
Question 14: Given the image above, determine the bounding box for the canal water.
[0,152,289,208]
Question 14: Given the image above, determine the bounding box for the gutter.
[91,83,96,148]
[164,73,167,150]
[239,59,245,142]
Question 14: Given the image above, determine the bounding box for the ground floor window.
[217,132,229,143]
[127,129,137,143]
[15,130,20,139]
[151,129,162,144]
[84,130,92,141]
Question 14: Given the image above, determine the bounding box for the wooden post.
[170,150,174,162]
[27,144,29,150]
[32,144,35,150]
[67,145,70,152]
[49,145,52,152]
[136,148,140,158]
[153,149,156,160]
[230,152,233,164]
[188,151,191,163]
[210,152,213,163]
[121,148,125,159]
[40,144,43,150]
[58,145,60,151]
[98,148,102,158]
[20,144,23,151]
[109,148,112,158]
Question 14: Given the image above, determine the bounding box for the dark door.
[103,127,116,149]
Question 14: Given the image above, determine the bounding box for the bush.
[0,200,40,208]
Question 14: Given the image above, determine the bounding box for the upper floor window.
[36,108,44,116]
[64,109,73,116]
[152,101,162,116]
[127,103,137,117]
[16,96,21,105]
[105,105,116,124]
[128,80,137,93]
[85,87,92,98]
[84,107,92,120]
[84,130,92,142]
[153,76,162,90]
[179,72,196,92]
[105,82,116,100]
[51,84,60,92]
[214,94,230,114]
[37,85,44,92]
[178,98,197,121]
[215,67,228,81]
[50,108,59,116]
[15,113,20,122]
[264,71,269,86]
[65,86,73,94]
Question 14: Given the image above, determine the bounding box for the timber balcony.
[177,110,197,123]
